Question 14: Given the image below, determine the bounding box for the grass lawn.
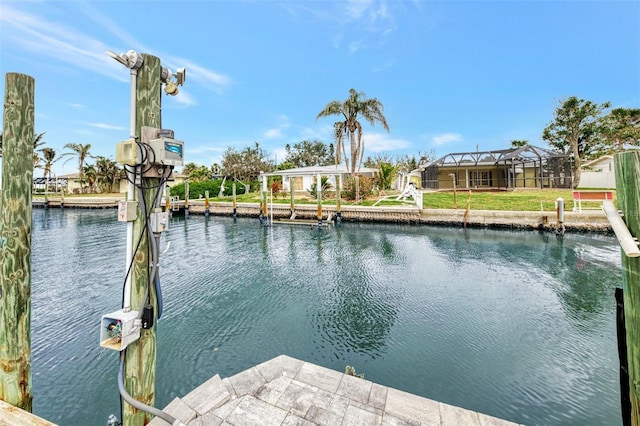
[422,189,585,211]
[220,188,604,212]
[43,189,615,212]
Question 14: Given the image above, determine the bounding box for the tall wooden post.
[232,182,237,218]
[614,150,640,426]
[316,174,322,227]
[0,73,35,411]
[184,180,189,216]
[336,175,342,223]
[123,55,161,426]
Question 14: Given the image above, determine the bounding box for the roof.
[264,164,378,177]
[582,155,614,168]
[424,145,568,169]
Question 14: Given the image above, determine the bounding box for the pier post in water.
[0,73,35,411]
[123,54,161,426]
[316,173,323,228]
[232,182,237,218]
[336,175,342,223]
[184,179,189,216]
[614,150,640,426]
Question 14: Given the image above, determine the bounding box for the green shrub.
[343,176,373,201]
[308,176,333,199]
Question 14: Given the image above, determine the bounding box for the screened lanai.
[420,145,572,190]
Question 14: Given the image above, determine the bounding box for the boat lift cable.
[118,350,183,426]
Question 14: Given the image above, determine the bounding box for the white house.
[264,164,378,193]
[578,155,616,189]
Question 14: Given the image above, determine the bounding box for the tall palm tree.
[40,148,58,179]
[94,156,121,193]
[82,164,97,193]
[61,143,93,193]
[40,147,58,192]
[316,89,389,175]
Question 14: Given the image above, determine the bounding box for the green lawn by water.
[226,188,610,212]
[38,188,615,212]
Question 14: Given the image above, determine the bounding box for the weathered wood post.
[336,175,342,223]
[184,179,189,216]
[316,173,323,227]
[123,54,161,426]
[289,182,295,219]
[204,190,210,217]
[232,182,237,218]
[614,150,640,426]
[0,73,35,411]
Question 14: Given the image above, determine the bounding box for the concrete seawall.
[188,201,612,233]
[31,197,612,233]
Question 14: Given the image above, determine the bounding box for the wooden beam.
[123,54,161,426]
[0,400,55,426]
[0,73,35,412]
[614,150,640,426]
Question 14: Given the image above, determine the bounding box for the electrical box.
[148,137,184,167]
[150,209,169,233]
[100,309,141,351]
[117,200,137,222]
[116,138,138,165]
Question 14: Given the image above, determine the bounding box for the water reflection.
[29,211,622,426]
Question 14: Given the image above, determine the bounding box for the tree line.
[1,91,637,193]
[0,133,119,193]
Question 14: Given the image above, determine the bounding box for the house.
[420,145,572,190]
[264,164,378,193]
[578,155,615,189]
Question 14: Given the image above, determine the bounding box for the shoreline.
[32,196,613,233]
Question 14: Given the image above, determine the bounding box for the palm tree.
[82,164,97,193]
[61,143,93,193]
[40,147,58,193]
[94,156,121,193]
[316,89,389,175]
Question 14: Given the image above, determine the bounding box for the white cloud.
[272,147,288,164]
[431,133,463,146]
[0,4,232,94]
[86,122,125,131]
[361,132,411,153]
[0,4,129,81]
[264,128,283,139]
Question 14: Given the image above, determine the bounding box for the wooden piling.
[614,150,640,426]
[184,180,189,216]
[123,55,161,426]
[336,175,342,222]
[0,73,35,411]
[316,174,322,227]
[232,183,237,218]
[290,184,295,219]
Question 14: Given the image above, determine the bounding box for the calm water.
[29,209,622,426]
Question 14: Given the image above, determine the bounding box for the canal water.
[30,209,622,426]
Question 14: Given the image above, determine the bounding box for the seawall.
[31,197,612,233]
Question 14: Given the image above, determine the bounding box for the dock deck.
[149,355,522,426]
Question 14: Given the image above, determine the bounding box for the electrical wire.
[118,350,182,426]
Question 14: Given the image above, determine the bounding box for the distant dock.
[149,355,522,426]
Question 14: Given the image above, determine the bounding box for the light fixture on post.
[162,67,186,96]
[107,50,143,70]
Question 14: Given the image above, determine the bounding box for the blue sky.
[1,0,638,177]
